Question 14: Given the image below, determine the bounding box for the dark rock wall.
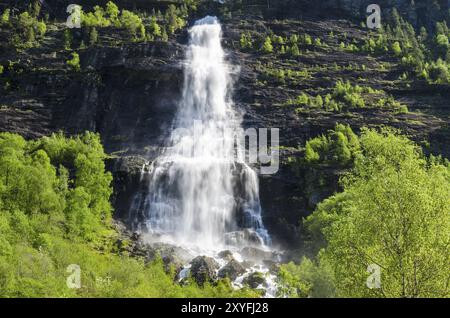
[52,42,184,153]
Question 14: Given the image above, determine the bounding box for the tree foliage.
[0,132,257,298]
[305,128,450,297]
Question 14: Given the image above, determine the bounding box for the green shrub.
[82,5,111,27]
[262,36,273,53]
[290,43,300,57]
[240,32,253,50]
[277,257,335,298]
[304,124,360,166]
[333,80,365,108]
[120,10,145,40]
[64,29,72,50]
[303,34,312,45]
[106,1,120,25]
[427,58,450,84]
[1,8,10,25]
[149,16,161,38]
[67,52,80,71]
[36,20,46,37]
[436,34,449,48]
[391,41,402,56]
[89,27,98,45]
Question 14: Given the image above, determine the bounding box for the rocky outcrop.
[218,259,246,280]
[224,229,264,247]
[107,156,148,220]
[240,247,280,262]
[218,250,234,261]
[243,272,267,289]
[112,220,193,274]
[189,256,220,286]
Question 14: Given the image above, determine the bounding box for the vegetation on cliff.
[279,128,450,298]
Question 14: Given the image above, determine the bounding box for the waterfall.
[130,16,269,252]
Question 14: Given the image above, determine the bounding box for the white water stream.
[130,16,277,296]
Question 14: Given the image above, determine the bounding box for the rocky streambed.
[113,220,283,297]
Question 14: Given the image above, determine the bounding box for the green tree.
[262,36,273,53]
[67,52,80,71]
[64,29,72,50]
[436,34,449,48]
[290,43,300,57]
[391,41,402,56]
[149,16,161,37]
[89,27,98,46]
[277,256,335,298]
[306,128,450,297]
[106,1,120,25]
[1,8,10,25]
[120,10,144,40]
[304,34,312,45]
[36,20,46,37]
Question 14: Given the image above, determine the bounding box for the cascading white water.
[131,16,269,252]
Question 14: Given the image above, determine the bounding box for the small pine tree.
[262,36,273,53]
[391,41,402,56]
[1,8,10,25]
[304,34,312,45]
[36,21,46,37]
[150,16,161,37]
[161,27,168,42]
[26,27,35,44]
[89,27,98,46]
[138,24,146,41]
[64,29,72,50]
[290,43,300,57]
[31,0,42,18]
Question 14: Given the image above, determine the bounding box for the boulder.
[263,260,281,274]
[190,256,220,286]
[218,250,234,261]
[240,247,279,262]
[218,259,246,280]
[224,229,264,247]
[243,272,267,289]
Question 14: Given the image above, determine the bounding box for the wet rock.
[240,247,278,262]
[190,256,220,286]
[218,259,246,280]
[263,260,281,274]
[108,155,148,222]
[130,241,193,276]
[241,260,256,269]
[224,229,264,247]
[218,250,234,261]
[148,242,193,270]
[243,272,267,289]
